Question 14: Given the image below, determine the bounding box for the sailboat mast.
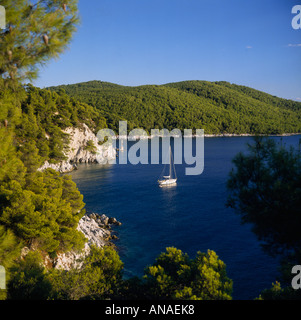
[158,145,177,186]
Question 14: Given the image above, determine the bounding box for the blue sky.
[34,0,301,100]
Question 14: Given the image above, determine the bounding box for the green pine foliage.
[7,251,52,300]
[257,281,301,300]
[0,157,87,254]
[6,246,232,300]
[47,245,124,300]
[16,85,107,164]
[227,137,301,253]
[227,137,301,299]
[0,0,124,302]
[123,247,233,300]
[0,0,79,83]
[84,140,97,154]
[7,246,124,300]
[0,82,100,256]
[49,80,301,135]
[0,226,22,300]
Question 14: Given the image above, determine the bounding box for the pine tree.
[136,247,233,300]
[0,226,22,300]
[0,0,79,83]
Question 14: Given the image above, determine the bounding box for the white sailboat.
[158,146,177,186]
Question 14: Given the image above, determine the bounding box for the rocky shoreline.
[115,132,301,140]
[34,123,121,269]
[21,213,122,271]
[53,213,122,271]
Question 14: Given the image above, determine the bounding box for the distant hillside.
[48,80,301,135]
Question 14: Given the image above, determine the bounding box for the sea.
[70,135,301,300]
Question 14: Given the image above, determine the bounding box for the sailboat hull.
[158,179,177,186]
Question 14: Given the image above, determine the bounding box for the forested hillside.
[0,84,96,259]
[49,80,301,135]
[17,85,107,164]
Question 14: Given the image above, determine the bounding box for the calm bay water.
[71,135,301,300]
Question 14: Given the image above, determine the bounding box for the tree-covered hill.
[215,81,301,112]
[15,85,107,164]
[48,80,301,135]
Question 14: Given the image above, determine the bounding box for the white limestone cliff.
[39,123,116,173]
[21,213,122,271]
[53,213,122,270]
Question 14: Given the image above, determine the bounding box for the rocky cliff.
[53,213,122,270]
[39,123,116,173]
[32,123,119,270]
[21,213,122,271]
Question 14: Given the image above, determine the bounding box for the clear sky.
[34,0,301,100]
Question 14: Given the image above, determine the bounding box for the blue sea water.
[70,135,301,300]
